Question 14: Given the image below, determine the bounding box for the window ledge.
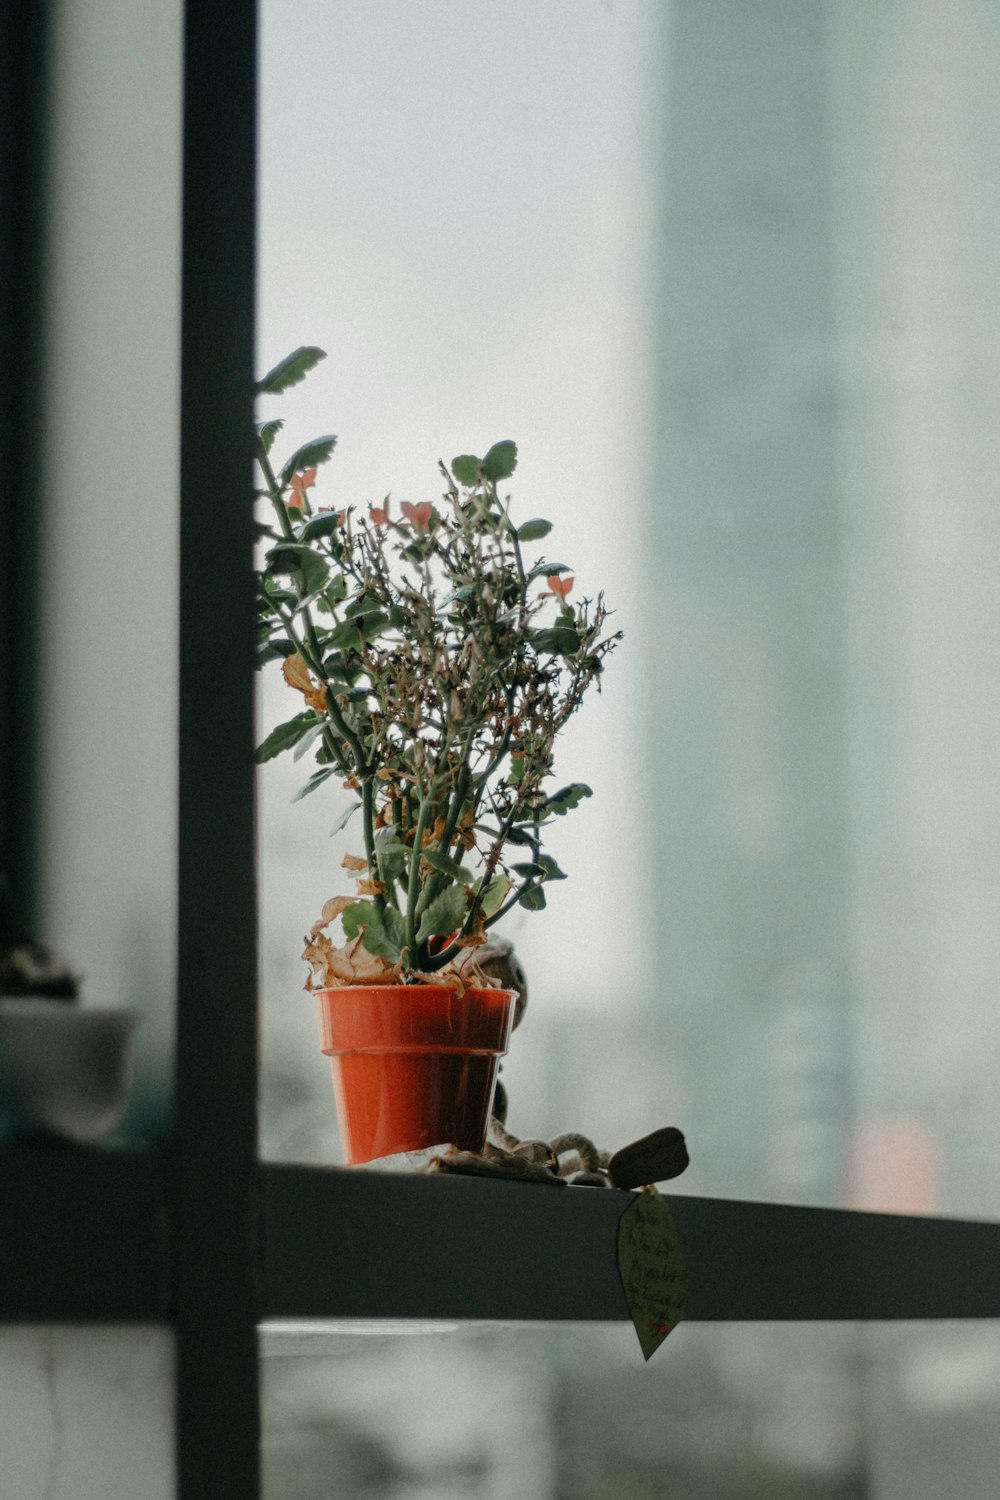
[263,1164,1000,1322]
[3,1148,998,1324]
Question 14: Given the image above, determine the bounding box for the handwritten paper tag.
[616,1185,689,1361]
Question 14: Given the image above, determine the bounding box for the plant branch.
[405,795,434,962]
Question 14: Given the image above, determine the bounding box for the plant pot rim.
[312,981,513,997]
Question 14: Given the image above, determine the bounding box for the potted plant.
[255,348,620,1164]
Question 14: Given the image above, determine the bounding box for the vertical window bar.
[0,0,50,937]
[175,1,260,1496]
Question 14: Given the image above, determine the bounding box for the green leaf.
[299,511,343,542]
[256,418,284,454]
[477,874,511,918]
[299,554,333,599]
[279,436,337,485]
[328,607,388,643]
[259,574,298,605]
[329,803,361,836]
[518,884,547,912]
[516,517,552,543]
[292,721,325,761]
[322,650,362,681]
[255,711,318,763]
[529,626,580,656]
[441,584,475,607]
[265,542,310,573]
[512,861,547,879]
[293,766,337,802]
[373,837,411,886]
[451,454,481,487]
[545,783,592,816]
[538,853,567,881]
[416,883,469,945]
[325,620,359,651]
[256,640,297,668]
[256,346,326,396]
[420,848,472,882]
[527,561,570,583]
[340,901,372,941]
[314,591,346,618]
[266,544,330,599]
[503,825,535,847]
[482,440,518,482]
[341,900,407,965]
[345,590,383,619]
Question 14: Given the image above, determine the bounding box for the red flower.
[287,467,317,510]
[400,500,433,530]
[546,573,574,598]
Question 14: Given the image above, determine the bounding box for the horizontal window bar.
[3,1152,997,1323]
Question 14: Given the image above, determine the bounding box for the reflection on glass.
[262,1321,1000,1499]
[39,0,182,1139]
[258,1,1000,1221]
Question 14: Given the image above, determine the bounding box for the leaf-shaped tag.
[616,1186,689,1362]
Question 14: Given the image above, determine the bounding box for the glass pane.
[36,0,183,1139]
[647,0,1000,1215]
[262,1320,1000,1499]
[0,1327,174,1499]
[257,0,1000,1220]
[256,0,661,1163]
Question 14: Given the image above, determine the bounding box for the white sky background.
[257,0,663,1013]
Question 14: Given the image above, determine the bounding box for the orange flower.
[401,500,433,530]
[546,573,574,598]
[369,498,390,526]
[287,467,317,510]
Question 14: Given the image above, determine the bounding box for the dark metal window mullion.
[0,0,51,936]
[174,1,261,1496]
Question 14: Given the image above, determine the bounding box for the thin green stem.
[361,778,385,909]
[405,795,434,963]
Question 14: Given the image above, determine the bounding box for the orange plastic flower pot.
[316,984,516,1165]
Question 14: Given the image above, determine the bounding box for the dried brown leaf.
[282,653,327,713]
